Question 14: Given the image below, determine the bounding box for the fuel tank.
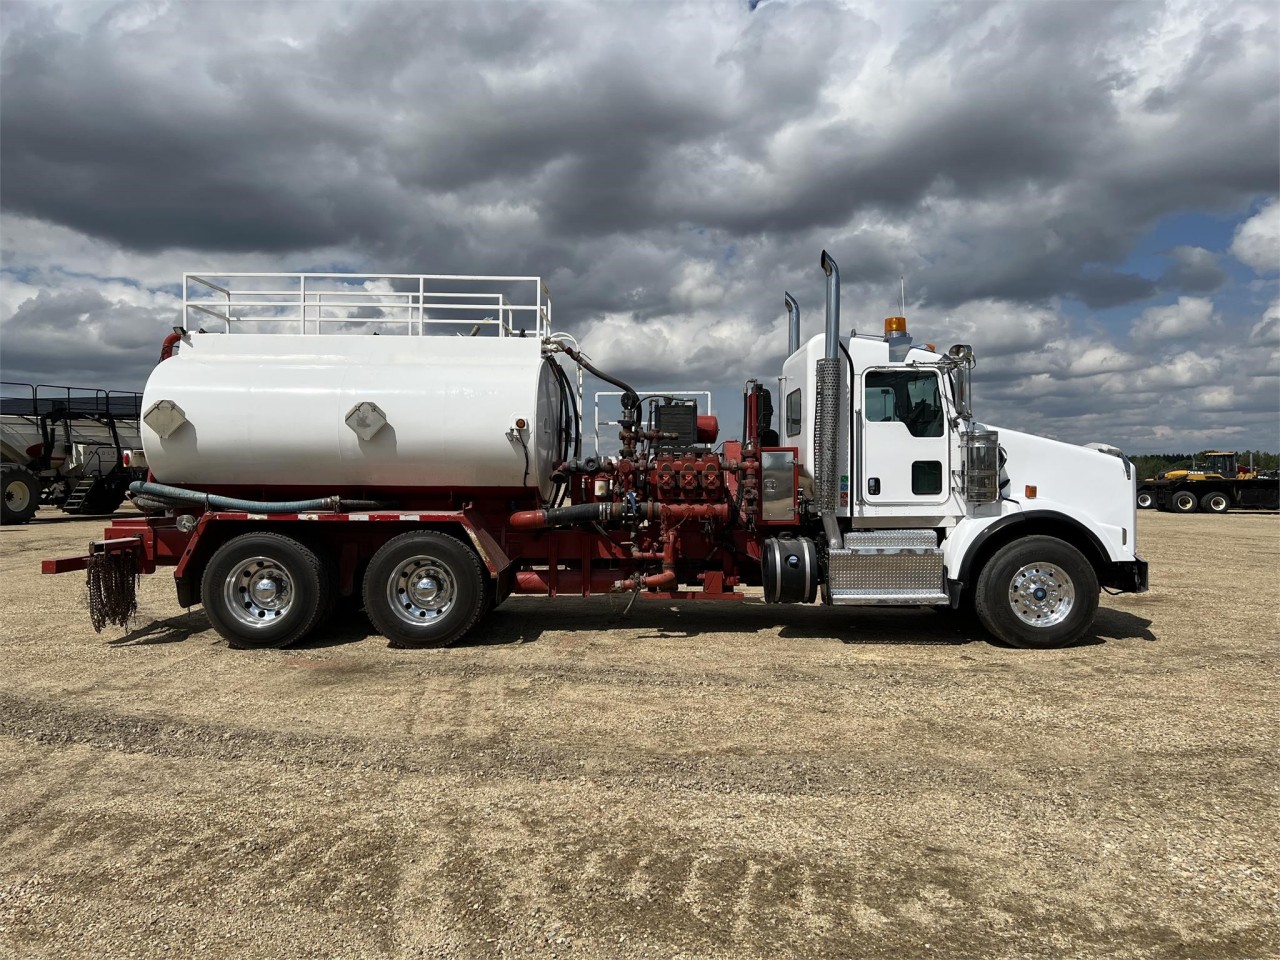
[141,334,565,500]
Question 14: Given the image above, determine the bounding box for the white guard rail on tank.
[183,273,551,338]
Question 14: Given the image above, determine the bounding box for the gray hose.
[129,494,177,513]
[129,481,383,514]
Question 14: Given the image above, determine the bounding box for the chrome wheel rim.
[1175,494,1196,510]
[224,556,294,630]
[1008,562,1076,628]
[5,478,31,512]
[1136,493,1152,508]
[1209,495,1227,512]
[386,556,456,627]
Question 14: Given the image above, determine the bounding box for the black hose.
[541,358,582,497]
[548,358,581,507]
[129,481,385,514]
[525,501,661,527]
[561,345,639,411]
[561,364,582,458]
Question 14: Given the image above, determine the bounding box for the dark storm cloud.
[0,286,173,388]
[2,0,1276,311]
[0,3,456,255]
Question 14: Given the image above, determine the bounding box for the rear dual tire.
[362,531,487,648]
[201,533,328,649]
[1200,491,1229,514]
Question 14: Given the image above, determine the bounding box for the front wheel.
[1136,490,1154,510]
[1199,491,1229,514]
[363,531,486,648]
[1171,490,1198,513]
[974,536,1099,649]
[201,533,327,648]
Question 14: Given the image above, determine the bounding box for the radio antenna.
[900,275,906,315]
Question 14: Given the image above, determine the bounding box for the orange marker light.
[884,316,907,336]
[515,418,528,430]
[1025,485,1038,499]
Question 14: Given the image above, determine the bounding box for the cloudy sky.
[1,0,1277,454]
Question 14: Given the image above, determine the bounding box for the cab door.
[858,367,950,506]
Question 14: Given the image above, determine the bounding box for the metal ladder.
[62,477,99,513]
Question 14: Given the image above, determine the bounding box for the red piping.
[159,331,183,362]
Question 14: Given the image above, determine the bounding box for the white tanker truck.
[44,254,1147,649]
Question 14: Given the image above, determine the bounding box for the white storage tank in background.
[141,334,565,501]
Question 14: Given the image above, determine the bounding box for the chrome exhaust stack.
[785,292,800,355]
[821,251,841,360]
[814,251,843,549]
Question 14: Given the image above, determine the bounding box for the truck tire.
[1135,490,1154,509]
[1,465,40,525]
[974,536,1099,649]
[201,533,327,649]
[1199,491,1229,514]
[363,531,485,648]
[1171,490,1198,513]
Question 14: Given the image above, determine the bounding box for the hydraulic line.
[547,358,582,508]
[550,358,582,459]
[557,344,639,409]
[129,480,383,514]
[509,501,729,529]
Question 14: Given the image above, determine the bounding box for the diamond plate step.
[828,529,947,605]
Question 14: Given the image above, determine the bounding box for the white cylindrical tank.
[141,334,565,500]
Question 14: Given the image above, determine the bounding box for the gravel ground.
[0,508,1276,960]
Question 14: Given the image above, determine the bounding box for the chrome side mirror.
[948,344,974,419]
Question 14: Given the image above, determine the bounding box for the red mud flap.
[42,537,144,575]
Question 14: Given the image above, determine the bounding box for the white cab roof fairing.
[781,332,946,370]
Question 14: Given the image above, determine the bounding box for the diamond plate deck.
[828,529,946,604]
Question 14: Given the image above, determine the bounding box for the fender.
[952,508,1113,587]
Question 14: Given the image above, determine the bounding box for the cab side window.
[785,389,802,437]
[864,371,943,438]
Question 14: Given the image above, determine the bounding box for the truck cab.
[775,255,1146,646]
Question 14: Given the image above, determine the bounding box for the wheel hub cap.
[409,575,441,607]
[389,557,456,625]
[251,577,283,606]
[224,558,293,629]
[1009,563,1076,628]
